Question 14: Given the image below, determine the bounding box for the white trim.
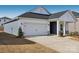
[63,21,66,36]
[57,20,60,36]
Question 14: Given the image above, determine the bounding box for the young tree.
[18,27,23,38]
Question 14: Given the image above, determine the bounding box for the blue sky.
[0,5,79,18]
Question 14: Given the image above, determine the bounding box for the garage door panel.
[23,23,48,36]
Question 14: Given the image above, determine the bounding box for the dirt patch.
[0,32,57,53]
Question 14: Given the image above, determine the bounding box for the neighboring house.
[0,17,12,26]
[0,17,12,31]
[3,6,79,36]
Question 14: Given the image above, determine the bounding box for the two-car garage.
[22,21,49,36]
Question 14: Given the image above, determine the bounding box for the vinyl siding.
[19,17,49,36]
[4,20,20,36]
[68,18,79,33]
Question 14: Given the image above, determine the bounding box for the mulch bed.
[70,36,79,41]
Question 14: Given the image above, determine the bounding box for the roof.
[29,6,50,15]
[18,6,51,19]
[18,6,79,19]
[49,10,68,19]
[49,10,79,19]
[18,12,50,19]
[4,19,19,24]
[72,11,79,18]
[0,17,12,20]
[4,9,79,25]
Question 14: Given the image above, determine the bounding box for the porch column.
[57,21,60,36]
[63,21,66,36]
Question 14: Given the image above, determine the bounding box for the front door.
[50,22,57,34]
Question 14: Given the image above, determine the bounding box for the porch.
[49,21,68,36]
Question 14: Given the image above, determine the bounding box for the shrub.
[69,32,78,36]
[17,27,23,38]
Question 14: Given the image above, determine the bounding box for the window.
[60,24,63,31]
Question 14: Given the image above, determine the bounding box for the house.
[0,17,12,31]
[0,17,12,26]
[3,6,79,36]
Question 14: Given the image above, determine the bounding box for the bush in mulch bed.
[17,27,24,38]
[69,32,79,36]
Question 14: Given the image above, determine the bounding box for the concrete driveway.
[26,36,79,53]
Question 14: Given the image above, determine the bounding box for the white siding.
[58,11,76,34]
[64,19,79,34]
[19,17,49,24]
[49,18,59,22]
[68,22,76,33]
[68,18,79,33]
[0,18,11,26]
[4,20,20,36]
[19,17,49,36]
[75,18,79,32]
[22,23,49,36]
[4,17,49,36]
[59,11,75,22]
[65,22,69,32]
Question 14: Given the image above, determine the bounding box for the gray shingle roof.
[49,10,68,19]
[18,10,79,19]
[49,10,79,19]
[18,10,71,19]
[30,6,50,15]
[4,19,19,24]
[4,10,79,24]
[0,17,12,20]
[72,11,79,18]
[18,12,50,19]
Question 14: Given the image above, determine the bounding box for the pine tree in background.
[18,27,23,38]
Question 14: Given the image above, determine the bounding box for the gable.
[49,10,68,19]
[30,6,50,15]
[59,11,76,22]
